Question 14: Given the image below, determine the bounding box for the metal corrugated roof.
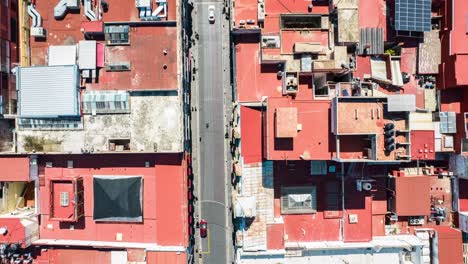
[387,94,416,112]
[18,65,79,118]
[358,28,384,55]
[78,40,96,70]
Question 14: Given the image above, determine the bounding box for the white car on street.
[208,5,215,23]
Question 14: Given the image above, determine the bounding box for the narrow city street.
[190,0,232,263]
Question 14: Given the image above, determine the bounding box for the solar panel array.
[395,0,431,32]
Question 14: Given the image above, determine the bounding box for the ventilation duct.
[28,4,46,37]
[27,5,42,28]
[139,0,167,21]
[84,0,97,21]
[54,0,80,20]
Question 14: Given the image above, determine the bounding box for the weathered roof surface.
[275,107,298,138]
[418,30,441,74]
[337,8,359,43]
[18,65,79,118]
[16,93,183,153]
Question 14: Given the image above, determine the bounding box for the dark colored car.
[200,219,208,238]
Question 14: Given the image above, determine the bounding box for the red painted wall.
[146,251,186,264]
[240,106,263,163]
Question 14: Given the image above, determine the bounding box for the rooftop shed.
[17,65,80,118]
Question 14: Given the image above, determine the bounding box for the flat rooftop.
[16,92,183,153]
[30,0,179,91]
[332,98,410,161]
[265,97,334,160]
[11,0,184,154]
[38,154,187,247]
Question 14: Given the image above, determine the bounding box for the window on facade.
[281,186,317,214]
[60,192,69,207]
[10,18,17,43]
[462,138,468,153]
[82,91,130,114]
[310,161,327,175]
[105,62,131,72]
[18,118,83,130]
[281,15,322,29]
[104,25,130,45]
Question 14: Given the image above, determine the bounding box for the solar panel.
[395,0,431,32]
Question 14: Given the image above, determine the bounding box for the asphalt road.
[194,1,230,264]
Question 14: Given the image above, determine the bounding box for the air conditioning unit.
[30,27,46,38]
[261,36,280,48]
[284,74,298,94]
[386,212,398,222]
[408,216,425,226]
[356,179,374,191]
[257,0,265,22]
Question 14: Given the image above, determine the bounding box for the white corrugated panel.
[110,251,127,264]
[78,40,97,70]
[48,45,77,66]
[387,94,416,112]
[409,112,434,130]
[18,65,79,117]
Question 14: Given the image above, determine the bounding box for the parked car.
[208,6,215,23]
[200,219,208,238]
